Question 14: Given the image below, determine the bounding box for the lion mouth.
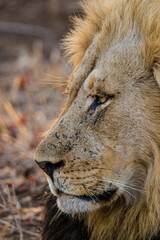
[47,176,118,203]
[76,189,118,202]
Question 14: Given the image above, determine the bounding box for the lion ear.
[153,67,160,87]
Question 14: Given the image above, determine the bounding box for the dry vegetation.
[0,0,79,239]
[0,44,68,240]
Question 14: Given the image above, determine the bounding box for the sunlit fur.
[35,1,160,240]
[63,0,160,70]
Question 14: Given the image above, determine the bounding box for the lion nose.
[35,160,65,179]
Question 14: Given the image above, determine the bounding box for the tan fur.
[35,1,160,240]
[88,75,95,90]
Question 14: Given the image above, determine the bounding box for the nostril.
[35,160,65,180]
[45,162,56,180]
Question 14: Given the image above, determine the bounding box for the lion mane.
[36,0,160,240]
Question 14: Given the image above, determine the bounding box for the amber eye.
[96,96,107,104]
[95,94,114,105]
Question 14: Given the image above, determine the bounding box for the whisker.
[98,180,137,199]
[98,179,138,199]
[117,185,137,199]
[99,177,146,193]
[42,79,67,85]
[86,189,100,202]
[88,189,110,201]
[44,73,66,80]
[82,184,97,202]
[80,177,138,200]
[59,56,72,74]
[101,177,142,188]
[83,183,117,201]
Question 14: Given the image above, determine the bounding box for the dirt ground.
[0,1,79,239]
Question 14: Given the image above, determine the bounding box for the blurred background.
[0,1,79,239]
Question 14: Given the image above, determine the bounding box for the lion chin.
[57,194,100,214]
[34,0,160,240]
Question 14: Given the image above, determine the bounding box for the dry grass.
[0,41,69,240]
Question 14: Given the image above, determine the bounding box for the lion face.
[35,39,159,214]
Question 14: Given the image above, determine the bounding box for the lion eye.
[90,94,114,112]
[96,96,107,104]
[94,94,114,105]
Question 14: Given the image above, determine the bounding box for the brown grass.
[0,41,68,240]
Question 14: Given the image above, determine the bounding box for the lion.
[34,0,160,240]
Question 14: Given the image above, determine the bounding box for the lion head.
[34,0,160,240]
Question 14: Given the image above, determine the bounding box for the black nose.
[35,160,65,180]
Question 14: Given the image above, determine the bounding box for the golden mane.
[63,0,160,71]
